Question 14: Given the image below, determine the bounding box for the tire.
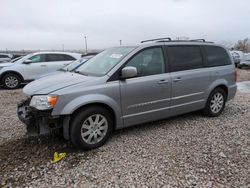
[2,73,21,89]
[70,106,113,150]
[203,88,226,117]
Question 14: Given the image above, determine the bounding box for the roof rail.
[141,37,172,43]
[189,39,206,42]
[141,38,213,44]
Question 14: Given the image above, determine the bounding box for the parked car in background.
[230,51,241,66]
[238,54,250,68]
[0,53,13,63]
[18,38,237,150]
[37,55,95,79]
[12,54,24,59]
[0,51,81,89]
[10,56,23,63]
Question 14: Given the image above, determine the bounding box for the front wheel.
[2,73,21,89]
[203,88,226,117]
[70,106,113,150]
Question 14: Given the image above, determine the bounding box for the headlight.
[30,95,58,110]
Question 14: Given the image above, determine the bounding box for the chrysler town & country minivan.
[17,38,237,150]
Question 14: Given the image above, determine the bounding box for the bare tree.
[234,38,250,52]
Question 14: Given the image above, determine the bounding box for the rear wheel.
[2,73,21,89]
[70,106,113,150]
[203,88,226,117]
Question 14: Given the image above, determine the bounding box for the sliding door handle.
[157,80,169,84]
[173,77,182,82]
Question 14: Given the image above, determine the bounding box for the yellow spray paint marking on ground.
[52,152,66,163]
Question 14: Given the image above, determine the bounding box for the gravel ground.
[237,68,250,82]
[1,81,250,187]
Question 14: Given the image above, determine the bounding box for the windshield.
[11,57,22,63]
[62,59,87,71]
[75,47,135,76]
[14,54,33,64]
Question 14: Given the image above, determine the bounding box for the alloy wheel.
[210,92,224,114]
[81,114,108,144]
[5,76,19,88]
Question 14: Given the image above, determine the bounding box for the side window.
[125,47,165,77]
[46,54,76,62]
[46,54,61,62]
[61,54,75,61]
[29,54,45,63]
[0,55,8,58]
[204,46,231,67]
[168,46,203,72]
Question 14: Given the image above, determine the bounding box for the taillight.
[234,68,237,82]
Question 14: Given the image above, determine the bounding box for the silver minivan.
[17,38,237,150]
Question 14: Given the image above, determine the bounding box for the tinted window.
[29,54,45,63]
[204,46,231,67]
[126,47,165,77]
[46,54,75,62]
[46,54,61,62]
[0,55,9,58]
[61,54,75,61]
[168,46,203,72]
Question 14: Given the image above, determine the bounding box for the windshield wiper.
[74,70,88,76]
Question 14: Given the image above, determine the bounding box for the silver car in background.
[17,38,237,150]
[238,54,250,68]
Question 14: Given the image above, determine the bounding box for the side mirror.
[121,66,137,79]
[23,59,32,64]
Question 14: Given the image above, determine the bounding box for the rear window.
[204,46,231,67]
[46,54,75,62]
[168,46,203,72]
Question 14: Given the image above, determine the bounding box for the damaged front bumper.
[17,98,62,136]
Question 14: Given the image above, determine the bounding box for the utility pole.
[120,40,122,46]
[84,36,88,54]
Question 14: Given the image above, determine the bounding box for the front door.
[23,54,47,80]
[120,47,171,127]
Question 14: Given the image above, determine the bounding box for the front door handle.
[157,80,169,84]
[40,65,47,67]
[173,77,182,82]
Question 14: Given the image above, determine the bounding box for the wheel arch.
[62,101,119,141]
[214,84,228,99]
[1,71,24,82]
[207,80,229,102]
[55,94,123,140]
[71,102,117,128]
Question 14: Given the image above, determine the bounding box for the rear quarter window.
[203,46,231,67]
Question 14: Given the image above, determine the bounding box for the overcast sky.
[0,0,250,50]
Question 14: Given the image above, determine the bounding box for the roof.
[138,38,225,49]
[31,51,81,55]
